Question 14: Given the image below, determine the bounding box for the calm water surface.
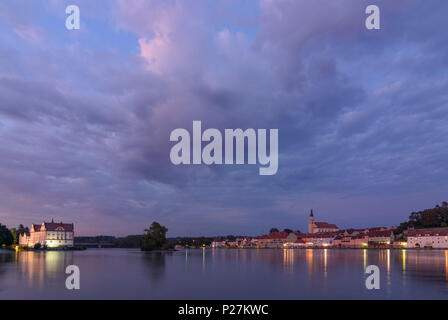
[1,248,448,299]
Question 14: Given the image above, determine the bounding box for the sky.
[0,0,447,237]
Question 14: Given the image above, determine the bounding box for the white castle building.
[19,220,74,248]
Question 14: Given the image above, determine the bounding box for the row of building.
[17,213,448,250]
[212,228,395,249]
[212,210,448,249]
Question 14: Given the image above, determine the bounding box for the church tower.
[308,209,315,234]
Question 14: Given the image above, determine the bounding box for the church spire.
[308,209,315,233]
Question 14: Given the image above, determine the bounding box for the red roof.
[368,230,391,237]
[32,222,74,232]
[408,228,448,237]
[269,231,288,239]
[314,222,338,229]
[305,232,339,238]
[44,222,74,232]
[257,232,288,240]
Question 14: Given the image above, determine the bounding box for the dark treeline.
[395,201,448,234]
[0,224,29,246]
[0,223,14,246]
[169,237,213,247]
[114,235,143,248]
[75,236,116,244]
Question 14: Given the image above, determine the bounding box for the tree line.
[0,224,29,246]
[394,201,448,235]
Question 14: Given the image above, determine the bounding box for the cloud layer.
[0,0,447,236]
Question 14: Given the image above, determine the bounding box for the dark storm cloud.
[0,0,447,235]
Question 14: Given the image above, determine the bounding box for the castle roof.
[408,228,448,237]
[32,222,74,232]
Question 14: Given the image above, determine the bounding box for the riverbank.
[211,246,436,250]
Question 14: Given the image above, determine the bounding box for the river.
[1,248,448,299]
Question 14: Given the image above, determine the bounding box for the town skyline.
[5,203,442,238]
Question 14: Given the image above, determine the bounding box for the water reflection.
[142,252,167,283]
[9,251,73,289]
[1,248,448,299]
[446,250,448,282]
[306,249,313,277]
[323,249,328,278]
[282,249,294,274]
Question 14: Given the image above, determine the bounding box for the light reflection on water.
[1,248,448,299]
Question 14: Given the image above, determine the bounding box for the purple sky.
[0,0,447,237]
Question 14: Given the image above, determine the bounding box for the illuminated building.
[308,210,339,234]
[407,228,448,248]
[19,220,74,248]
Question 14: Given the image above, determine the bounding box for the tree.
[283,228,293,234]
[141,222,168,251]
[10,228,19,244]
[18,224,29,236]
[399,202,448,232]
[115,235,143,248]
[9,224,30,244]
[0,224,14,246]
[269,228,279,234]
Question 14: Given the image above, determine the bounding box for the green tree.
[269,228,279,234]
[115,235,143,248]
[10,228,18,244]
[19,224,29,236]
[0,224,14,246]
[399,202,448,232]
[283,228,293,234]
[141,222,168,251]
[9,224,30,244]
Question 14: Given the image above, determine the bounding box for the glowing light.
[445,250,448,281]
[387,249,390,274]
[402,249,406,271]
[363,249,367,269]
[324,248,328,277]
